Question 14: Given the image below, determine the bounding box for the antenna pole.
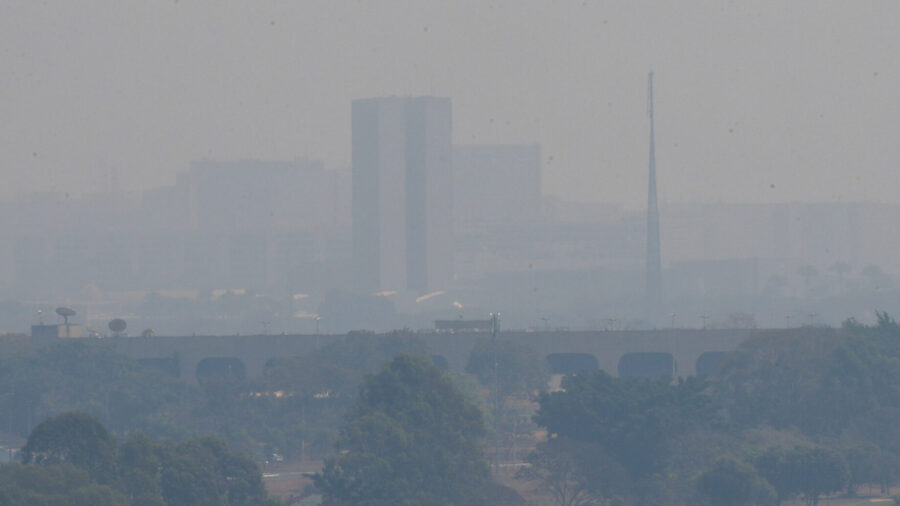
[490,312,501,469]
[645,71,663,324]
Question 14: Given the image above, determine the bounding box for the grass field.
[782,497,895,506]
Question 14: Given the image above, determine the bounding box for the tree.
[533,371,714,482]
[160,436,270,506]
[842,443,888,496]
[232,332,431,461]
[518,437,628,506]
[16,413,272,506]
[787,446,848,506]
[0,462,127,506]
[21,412,119,486]
[696,457,776,506]
[465,339,548,466]
[465,338,549,399]
[0,342,199,441]
[118,433,165,506]
[751,447,792,504]
[315,353,491,505]
[755,446,848,506]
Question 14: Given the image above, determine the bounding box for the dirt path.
[262,461,323,501]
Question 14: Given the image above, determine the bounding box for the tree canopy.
[316,353,492,505]
[520,318,900,505]
[4,412,273,506]
[22,411,119,486]
[534,371,713,482]
[517,436,628,506]
[0,333,431,463]
[696,457,776,506]
[465,338,549,399]
[0,463,127,506]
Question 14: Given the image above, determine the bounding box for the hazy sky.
[2,1,898,208]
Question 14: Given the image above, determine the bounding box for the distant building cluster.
[0,96,545,302]
[0,158,352,297]
[2,96,900,330]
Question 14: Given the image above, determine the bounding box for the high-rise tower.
[645,72,663,321]
[352,97,453,293]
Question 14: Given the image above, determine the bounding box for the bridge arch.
[695,351,727,377]
[137,357,180,378]
[196,357,246,383]
[618,352,676,379]
[546,353,599,375]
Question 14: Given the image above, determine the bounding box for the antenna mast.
[645,72,663,323]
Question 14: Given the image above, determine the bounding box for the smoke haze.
[2,1,898,206]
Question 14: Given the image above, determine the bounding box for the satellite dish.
[56,307,76,325]
[56,307,75,318]
[108,319,127,334]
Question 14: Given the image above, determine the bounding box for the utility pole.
[645,71,663,324]
[808,313,818,326]
[315,317,321,348]
[490,312,501,471]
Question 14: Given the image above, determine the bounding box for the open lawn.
[783,497,895,506]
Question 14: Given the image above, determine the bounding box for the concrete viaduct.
[102,328,761,383]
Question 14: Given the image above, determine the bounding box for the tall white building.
[352,97,453,293]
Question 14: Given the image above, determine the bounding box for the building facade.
[352,97,453,293]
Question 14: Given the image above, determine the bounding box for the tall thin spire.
[645,72,663,321]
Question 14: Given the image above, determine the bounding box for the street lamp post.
[315,317,321,348]
[490,312,501,470]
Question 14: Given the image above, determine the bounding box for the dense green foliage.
[0,333,428,461]
[7,317,900,504]
[2,412,272,506]
[752,446,849,506]
[464,338,549,466]
[0,342,199,440]
[696,457,776,506]
[535,371,714,482]
[211,330,430,460]
[0,463,127,506]
[156,436,269,506]
[517,436,628,506]
[316,354,493,505]
[22,412,119,486]
[522,314,900,505]
[465,338,549,399]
